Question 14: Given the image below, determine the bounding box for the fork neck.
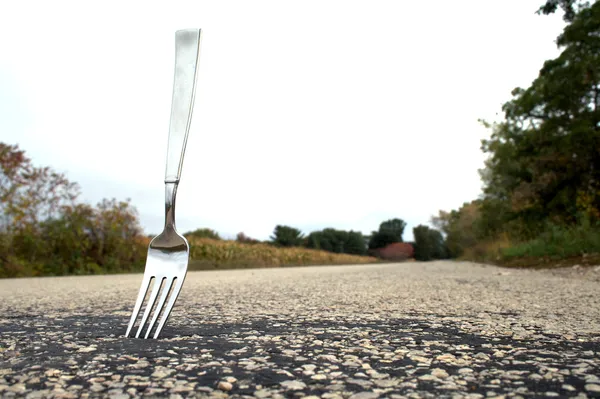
[164,181,179,231]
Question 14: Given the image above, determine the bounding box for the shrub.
[236,232,260,244]
[501,218,600,260]
[184,228,221,240]
[371,242,414,261]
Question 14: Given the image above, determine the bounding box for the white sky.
[0,0,566,241]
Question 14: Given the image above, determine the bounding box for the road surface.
[1,261,599,398]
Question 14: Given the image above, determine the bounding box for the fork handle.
[165,29,202,183]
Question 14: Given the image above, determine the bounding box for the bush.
[184,228,221,240]
[371,242,414,261]
[501,218,600,260]
[270,225,304,247]
[236,232,260,244]
[306,228,367,255]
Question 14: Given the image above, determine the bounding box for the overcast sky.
[1,1,566,241]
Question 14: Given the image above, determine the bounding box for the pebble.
[254,389,271,398]
[151,367,175,379]
[218,381,233,391]
[77,346,96,353]
[585,384,600,392]
[280,381,306,390]
[436,354,456,363]
[89,384,104,392]
[348,392,380,399]
[318,355,340,363]
[431,368,449,379]
[9,384,26,393]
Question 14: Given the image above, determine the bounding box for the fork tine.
[144,277,175,339]
[153,277,184,339]
[125,274,152,337]
[135,276,164,338]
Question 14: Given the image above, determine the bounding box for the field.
[185,237,379,270]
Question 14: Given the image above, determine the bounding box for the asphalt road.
[1,261,599,399]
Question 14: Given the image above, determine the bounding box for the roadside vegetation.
[1,0,599,277]
[431,1,600,268]
[186,237,377,270]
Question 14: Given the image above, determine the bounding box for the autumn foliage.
[0,143,147,277]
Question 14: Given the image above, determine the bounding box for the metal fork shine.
[125,29,202,339]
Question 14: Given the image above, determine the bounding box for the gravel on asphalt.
[0,261,599,399]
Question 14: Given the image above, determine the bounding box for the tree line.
[0,141,447,278]
[0,143,147,277]
[186,219,449,262]
[431,0,600,263]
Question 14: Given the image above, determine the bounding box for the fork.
[125,29,202,339]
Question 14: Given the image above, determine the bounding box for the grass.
[459,220,600,269]
[459,233,512,263]
[500,221,600,260]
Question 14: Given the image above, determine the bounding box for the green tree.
[306,228,367,255]
[270,225,304,247]
[184,228,221,240]
[480,1,600,238]
[413,225,447,261]
[345,231,368,255]
[431,201,482,258]
[537,0,590,21]
[368,218,406,250]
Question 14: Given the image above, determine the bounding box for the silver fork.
[125,29,202,339]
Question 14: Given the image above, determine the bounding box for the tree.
[306,228,367,255]
[537,0,590,21]
[431,202,482,258]
[379,218,406,240]
[184,228,221,240]
[368,218,406,250]
[1,142,147,277]
[0,143,79,234]
[90,198,145,269]
[413,225,447,261]
[270,225,304,247]
[345,231,368,255]
[480,1,600,237]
